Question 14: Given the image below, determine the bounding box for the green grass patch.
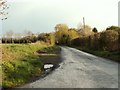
[2,43,54,88]
[73,46,120,62]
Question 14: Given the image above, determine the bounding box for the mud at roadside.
[23,46,62,87]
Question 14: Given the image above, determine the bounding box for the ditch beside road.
[22,46,118,88]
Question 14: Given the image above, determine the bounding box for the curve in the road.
[22,46,118,88]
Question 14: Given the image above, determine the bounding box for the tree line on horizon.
[1,30,55,45]
[1,24,120,52]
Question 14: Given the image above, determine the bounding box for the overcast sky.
[1,0,119,35]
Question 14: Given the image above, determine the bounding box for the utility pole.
[83,17,85,30]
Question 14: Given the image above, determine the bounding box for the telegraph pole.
[83,17,85,30]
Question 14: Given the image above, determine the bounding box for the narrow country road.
[22,46,118,88]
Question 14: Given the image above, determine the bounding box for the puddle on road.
[42,63,61,77]
[43,64,54,74]
[44,64,54,69]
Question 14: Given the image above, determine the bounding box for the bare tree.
[5,30,14,43]
[23,30,34,43]
[23,30,33,37]
[0,0,8,20]
[78,25,93,37]
[14,33,22,44]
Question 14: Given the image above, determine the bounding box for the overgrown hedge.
[71,30,120,52]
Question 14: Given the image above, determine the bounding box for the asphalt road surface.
[22,46,118,88]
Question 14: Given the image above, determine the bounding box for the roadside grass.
[72,46,120,62]
[2,44,60,88]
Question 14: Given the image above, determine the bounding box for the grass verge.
[2,44,61,88]
[72,46,120,62]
